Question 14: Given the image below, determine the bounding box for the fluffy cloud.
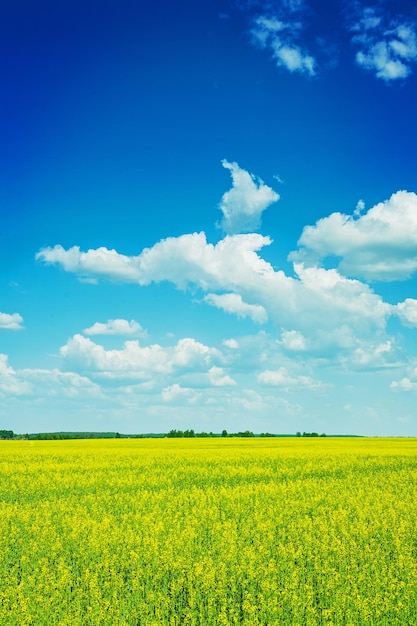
[223,338,239,350]
[22,369,102,398]
[394,299,417,327]
[37,232,274,288]
[251,13,316,76]
[161,384,199,403]
[350,6,417,81]
[290,191,417,281]
[37,232,394,347]
[204,292,268,324]
[36,245,140,282]
[391,377,417,392]
[0,354,30,395]
[280,329,307,351]
[241,2,417,85]
[0,312,24,331]
[60,334,216,379]
[341,340,400,371]
[84,319,144,336]
[208,366,236,387]
[37,160,417,374]
[38,232,392,338]
[257,366,323,390]
[218,160,279,234]
[291,263,391,331]
[0,353,100,398]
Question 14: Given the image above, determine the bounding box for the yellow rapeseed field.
[1,437,417,625]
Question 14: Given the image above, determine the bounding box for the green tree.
[0,430,14,439]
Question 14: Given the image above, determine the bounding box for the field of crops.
[1,437,417,625]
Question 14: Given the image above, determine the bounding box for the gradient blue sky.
[1,0,417,435]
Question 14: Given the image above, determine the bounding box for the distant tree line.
[0,430,14,439]
[166,429,256,438]
[1,429,333,440]
[28,432,130,440]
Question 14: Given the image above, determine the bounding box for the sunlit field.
[1,437,417,625]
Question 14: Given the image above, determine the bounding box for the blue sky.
[1,0,417,435]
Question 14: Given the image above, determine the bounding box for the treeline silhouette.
[166,429,260,438]
[1,429,340,440]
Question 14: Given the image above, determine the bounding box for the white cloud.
[223,338,239,350]
[36,245,140,282]
[280,329,307,351]
[391,360,417,392]
[22,368,102,398]
[37,232,274,289]
[354,199,365,216]
[395,299,417,327]
[291,263,391,331]
[350,7,417,81]
[161,384,199,403]
[0,312,24,331]
[0,353,101,398]
[38,230,393,349]
[208,366,236,387]
[218,160,279,234]
[251,13,316,76]
[36,167,414,375]
[60,334,215,379]
[273,43,315,75]
[257,366,322,390]
[290,191,417,281]
[39,233,391,332]
[391,377,417,392]
[84,319,144,336]
[0,354,30,395]
[204,292,268,323]
[342,340,400,371]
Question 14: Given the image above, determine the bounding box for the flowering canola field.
[1,437,417,625]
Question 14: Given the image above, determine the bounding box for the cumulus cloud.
[218,160,279,234]
[341,340,400,371]
[84,319,144,336]
[290,191,417,281]
[0,353,101,398]
[391,376,417,392]
[390,357,417,392]
[38,237,396,361]
[350,6,417,81]
[60,334,215,379]
[204,292,268,324]
[37,161,417,374]
[208,366,237,387]
[291,263,391,331]
[280,329,307,351]
[22,369,102,398]
[161,383,198,403]
[251,12,316,76]
[37,232,274,288]
[0,312,24,331]
[0,354,30,395]
[257,366,323,390]
[39,230,393,339]
[395,299,417,327]
[36,245,140,282]
[223,338,240,350]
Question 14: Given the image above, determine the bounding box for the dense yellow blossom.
[1,437,417,625]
